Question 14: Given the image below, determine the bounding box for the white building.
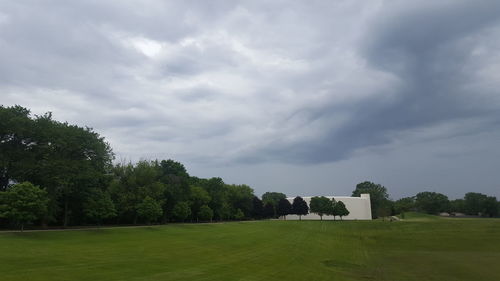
[285,194,372,220]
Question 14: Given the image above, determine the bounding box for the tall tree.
[262,192,286,210]
[352,181,389,219]
[263,202,275,219]
[309,196,331,220]
[189,186,211,222]
[329,198,338,220]
[277,198,292,220]
[172,201,191,222]
[291,196,309,220]
[0,182,48,231]
[198,205,213,222]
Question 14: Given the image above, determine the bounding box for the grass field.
[1,214,499,281]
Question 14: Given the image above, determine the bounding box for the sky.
[1,1,500,199]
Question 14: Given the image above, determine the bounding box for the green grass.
[1,216,500,281]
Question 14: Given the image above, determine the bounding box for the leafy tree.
[482,196,499,217]
[277,198,292,220]
[464,192,488,216]
[335,201,350,220]
[83,189,116,225]
[262,192,286,210]
[352,181,389,219]
[415,192,449,214]
[291,196,309,220]
[329,198,338,220]
[309,196,331,220]
[234,209,245,220]
[226,184,254,218]
[263,202,275,219]
[251,196,264,219]
[449,199,466,213]
[198,205,213,222]
[394,197,415,215]
[189,186,211,222]
[0,182,48,231]
[136,196,163,225]
[172,201,191,222]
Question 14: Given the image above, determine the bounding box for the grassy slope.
[1,217,499,281]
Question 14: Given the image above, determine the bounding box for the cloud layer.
[1,1,500,197]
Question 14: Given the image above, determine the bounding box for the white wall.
[284,194,372,220]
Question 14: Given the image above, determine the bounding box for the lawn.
[1,215,499,281]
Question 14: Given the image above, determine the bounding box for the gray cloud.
[1,1,499,197]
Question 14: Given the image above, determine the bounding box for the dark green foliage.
[198,205,213,222]
[251,196,263,219]
[291,196,309,220]
[352,181,389,219]
[172,201,191,222]
[262,192,286,208]
[83,189,116,225]
[0,182,48,231]
[449,199,466,213]
[335,201,350,220]
[309,196,332,220]
[277,198,292,219]
[263,202,275,218]
[136,196,163,224]
[415,192,449,214]
[234,209,245,220]
[394,197,415,215]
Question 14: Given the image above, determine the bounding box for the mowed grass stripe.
[1,217,500,281]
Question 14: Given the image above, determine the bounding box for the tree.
[394,197,415,217]
[83,189,116,225]
[449,199,466,214]
[335,201,350,220]
[0,182,48,231]
[136,196,163,225]
[482,196,499,217]
[172,201,191,222]
[251,196,264,219]
[329,198,338,220]
[277,198,292,220]
[189,186,211,222]
[198,205,213,222]
[262,192,286,211]
[415,192,449,214]
[352,181,389,219]
[309,196,331,220]
[464,192,488,216]
[291,196,309,220]
[234,209,245,220]
[263,202,275,219]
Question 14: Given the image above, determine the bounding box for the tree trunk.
[63,198,69,228]
[320,215,323,221]
[21,223,24,232]
[299,215,302,221]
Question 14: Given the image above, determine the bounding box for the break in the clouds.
[1,1,500,198]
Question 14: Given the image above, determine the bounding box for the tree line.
[1,105,499,230]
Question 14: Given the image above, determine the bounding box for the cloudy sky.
[1,1,500,199]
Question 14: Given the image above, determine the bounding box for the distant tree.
[277,198,292,220]
[136,196,163,225]
[291,196,309,220]
[189,186,211,222]
[328,198,338,220]
[449,199,466,214]
[234,209,245,220]
[262,192,286,210]
[310,196,332,220]
[482,196,499,217]
[464,192,488,216]
[0,182,48,231]
[335,201,350,220]
[251,196,264,219]
[352,181,389,219]
[198,205,213,222]
[83,189,116,225]
[415,192,449,214]
[172,201,191,222]
[394,197,415,216]
[263,202,275,219]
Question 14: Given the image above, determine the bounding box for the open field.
[1,215,500,281]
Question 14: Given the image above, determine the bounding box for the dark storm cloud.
[1,0,500,171]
